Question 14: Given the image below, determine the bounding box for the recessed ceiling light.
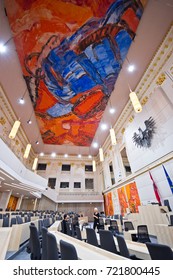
[0,43,6,53]
[35,140,39,145]
[109,107,115,114]
[101,123,107,130]
[127,64,135,72]
[92,142,98,148]
[18,97,25,104]
[39,152,44,156]
[88,155,92,159]
[27,119,32,124]
[51,152,56,157]
[64,154,68,158]
[78,154,82,158]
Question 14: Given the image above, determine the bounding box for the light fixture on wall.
[110,127,117,145]
[99,147,104,162]
[126,57,135,73]
[32,157,38,171]
[23,143,31,159]
[92,160,96,172]
[9,120,21,139]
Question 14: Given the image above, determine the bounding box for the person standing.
[93,207,99,230]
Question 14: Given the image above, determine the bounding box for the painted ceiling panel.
[5,0,146,146]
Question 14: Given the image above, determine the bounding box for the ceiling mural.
[5,0,146,146]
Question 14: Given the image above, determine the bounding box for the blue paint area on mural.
[40,0,143,118]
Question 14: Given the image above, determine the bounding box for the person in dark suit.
[61,214,68,234]
[93,208,99,230]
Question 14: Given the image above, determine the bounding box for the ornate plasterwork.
[0,84,35,169]
[102,24,173,153]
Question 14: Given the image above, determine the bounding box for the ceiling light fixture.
[128,64,135,72]
[101,123,107,130]
[92,160,96,172]
[18,88,28,105]
[78,154,82,158]
[51,152,56,158]
[88,155,92,159]
[39,152,44,157]
[110,128,117,145]
[0,43,7,53]
[92,142,98,148]
[99,147,104,162]
[9,120,21,139]
[23,143,31,159]
[0,37,13,54]
[35,140,39,145]
[109,107,115,114]
[64,154,68,158]
[129,89,142,113]
[32,157,38,171]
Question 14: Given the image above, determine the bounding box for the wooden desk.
[8,219,39,251]
[125,240,151,260]
[155,224,173,248]
[124,230,137,241]
[0,228,12,260]
[49,230,127,260]
[48,220,62,232]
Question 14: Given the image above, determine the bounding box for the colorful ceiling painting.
[5,0,146,146]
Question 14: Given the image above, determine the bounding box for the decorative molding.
[156,73,166,85]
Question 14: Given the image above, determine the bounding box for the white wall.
[125,86,173,173]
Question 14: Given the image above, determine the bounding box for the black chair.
[16,215,23,224]
[60,240,78,260]
[137,225,151,243]
[116,234,136,259]
[2,216,9,227]
[146,242,173,260]
[66,222,72,236]
[47,232,59,260]
[109,219,119,235]
[105,218,111,225]
[124,221,134,231]
[170,215,173,226]
[98,218,104,230]
[29,224,41,259]
[10,217,16,226]
[76,226,87,242]
[99,230,118,254]
[41,227,48,260]
[86,228,99,247]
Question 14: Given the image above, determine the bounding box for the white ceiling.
[0,0,173,158]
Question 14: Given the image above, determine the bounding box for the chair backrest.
[41,227,48,260]
[16,215,23,224]
[75,226,82,241]
[99,230,118,254]
[170,215,173,226]
[10,217,16,227]
[60,240,78,260]
[116,234,130,258]
[86,228,99,247]
[110,219,118,226]
[29,224,41,259]
[2,216,9,227]
[61,220,67,234]
[105,218,111,225]
[137,225,151,243]
[124,221,134,231]
[47,232,59,260]
[146,242,173,260]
